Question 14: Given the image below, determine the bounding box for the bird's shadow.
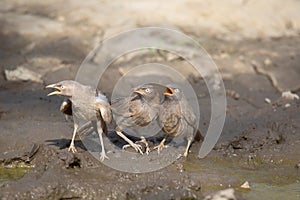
[45,138,88,151]
[106,130,177,148]
[45,130,179,153]
[45,131,137,152]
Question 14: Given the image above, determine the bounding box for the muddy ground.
[0,0,300,199]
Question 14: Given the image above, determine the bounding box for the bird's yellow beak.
[164,87,174,96]
[46,84,62,96]
[134,88,146,95]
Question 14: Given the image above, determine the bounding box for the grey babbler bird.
[155,85,203,157]
[111,83,166,154]
[46,80,112,161]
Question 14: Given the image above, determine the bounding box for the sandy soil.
[0,0,300,199]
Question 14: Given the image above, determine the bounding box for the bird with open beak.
[155,85,203,157]
[111,83,166,154]
[46,80,112,161]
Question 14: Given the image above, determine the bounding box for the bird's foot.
[136,136,150,155]
[153,143,165,154]
[122,142,143,155]
[183,149,189,157]
[100,151,109,161]
[68,144,77,153]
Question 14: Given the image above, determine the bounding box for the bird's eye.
[145,88,150,93]
[60,85,64,89]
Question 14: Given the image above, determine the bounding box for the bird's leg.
[116,130,143,155]
[183,139,192,157]
[153,136,168,154]
[123,136,150,155]
[64,114,72,122]
[68,123,78,153]
[96,121,109,161]
[136,136,150,155]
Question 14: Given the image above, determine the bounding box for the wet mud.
[1,1,300,199]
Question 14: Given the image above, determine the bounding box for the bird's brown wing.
[180,98,197,128]
[111,97,133,117]
[112,96,154,128]
[180,98,204,140]
[95,101,113,124]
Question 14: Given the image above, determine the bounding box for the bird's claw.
[132,143,144,154]
[100,152,109,161]
[153,143,165,154]
[122,143,143,155]
[145,147,150,155]
[136,136,150,155]
[68,144,77,153]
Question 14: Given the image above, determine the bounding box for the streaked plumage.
[111,83,166,154]
[156,85,203,157]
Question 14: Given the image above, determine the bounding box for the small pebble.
[284,103,291,108]
[227,90,240,100]
[265,98,271,104]
[240,181,250,189]
[264,58,272,66]
[176,163,184,172]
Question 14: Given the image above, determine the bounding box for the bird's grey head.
[46,80,80,98]
[132,83,166,104]
[164,85,183,100]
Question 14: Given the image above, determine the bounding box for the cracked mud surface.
[1,0,300,199]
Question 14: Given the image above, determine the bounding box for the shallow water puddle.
[0,164,34,182]
[184,155,300,199]
[244,182,300,200]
